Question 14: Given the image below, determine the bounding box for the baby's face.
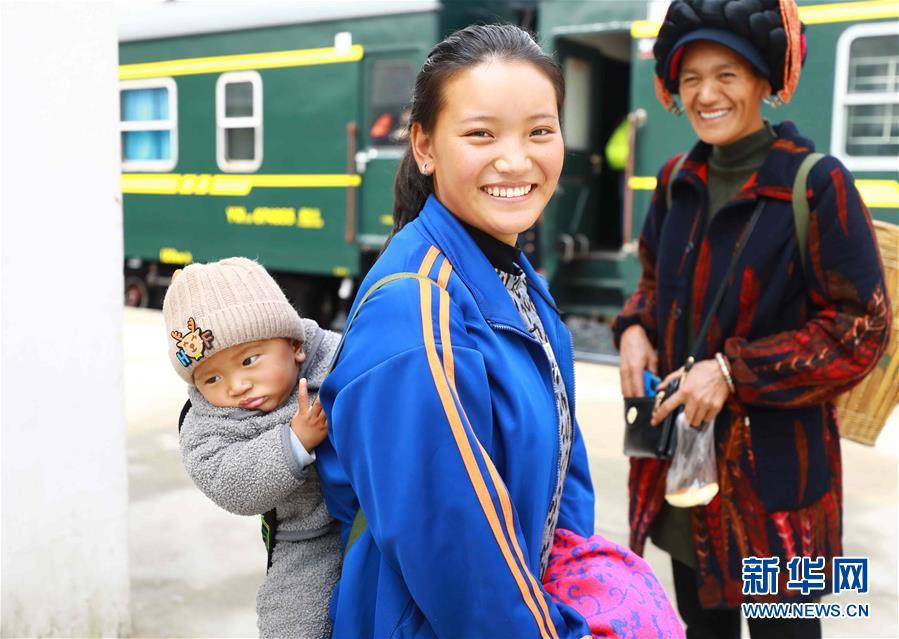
[193,338,305,411]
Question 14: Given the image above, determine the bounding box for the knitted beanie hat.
[162,257,304,384]
[653,0,807,111]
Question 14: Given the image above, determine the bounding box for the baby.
[163,257,341,639]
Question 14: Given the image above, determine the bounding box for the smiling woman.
[315,23,680,639]
[676,41,771,147]
[613,1,892,637]
[314,25,597,638]
[408,59,564,245]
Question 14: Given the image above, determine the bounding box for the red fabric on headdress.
[778,0,803,104]
[668,46,686,82]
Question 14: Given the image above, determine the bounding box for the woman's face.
[412,59,564,245]
[678,40,771,146]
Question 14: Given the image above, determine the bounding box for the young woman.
[614,1,891,637]
[316,24,596,639]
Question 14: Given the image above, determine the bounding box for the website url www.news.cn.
[742,602,871,620]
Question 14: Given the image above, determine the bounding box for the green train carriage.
[119,0,898,324]
[118,1,536,320]
[538,0,899,316]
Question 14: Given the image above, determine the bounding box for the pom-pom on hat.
[162,257,304,384]
[653,0,806,111]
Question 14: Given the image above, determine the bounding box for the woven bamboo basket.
[834,220,899,446]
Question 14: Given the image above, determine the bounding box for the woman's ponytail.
[391,147,433,238]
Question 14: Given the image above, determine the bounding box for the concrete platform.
[125,308,898,638]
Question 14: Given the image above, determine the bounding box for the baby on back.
[163,257,341,639]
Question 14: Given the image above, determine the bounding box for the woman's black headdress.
[652,0,806,112]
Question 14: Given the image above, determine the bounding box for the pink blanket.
[543,529,685,639]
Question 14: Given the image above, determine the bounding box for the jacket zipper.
[488,320,563,525]
[568,334,576,421]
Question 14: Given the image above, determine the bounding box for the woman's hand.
[619,324,657,397]
[651,359,731,427]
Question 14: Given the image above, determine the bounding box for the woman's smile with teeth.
[699,109,729,120]
[482,184,534,198]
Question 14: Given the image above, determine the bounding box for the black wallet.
[623,378,680,459]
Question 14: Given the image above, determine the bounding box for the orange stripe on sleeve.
[480,441,558,639]
[417,255,552,639]
[437,259,456,390]
[418,246,440,277]
[432,257,558,639]
[436,258,452,288]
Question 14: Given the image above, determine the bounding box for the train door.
[556,35,632,255]
[549,32,632,316]
[356,51,419,256]
[556,42,603,260]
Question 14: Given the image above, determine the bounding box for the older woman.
[614,0,891,637]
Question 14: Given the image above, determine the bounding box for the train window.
[368,59,414,147]
[831,22,899,170]
[119,78,177,172]
[216,71,262,172]
[562,56,591,151]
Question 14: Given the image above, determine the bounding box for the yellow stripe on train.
[119,44,364,80]
[121,173,361,196]
[628,176,899,210]
[631,0,899,38]
[855,180,899,210]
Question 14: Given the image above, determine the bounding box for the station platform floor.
[125,307,898,638]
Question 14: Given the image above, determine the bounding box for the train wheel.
[124,275,150,307]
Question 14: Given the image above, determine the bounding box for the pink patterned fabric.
[543,529,685,639]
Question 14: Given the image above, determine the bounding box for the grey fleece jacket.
[179,319,342,639]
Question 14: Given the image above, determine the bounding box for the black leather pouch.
[623,379,680,460]
[620,202,766,462]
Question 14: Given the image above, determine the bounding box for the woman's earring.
[420,162,430,175]
[763,95,783,108]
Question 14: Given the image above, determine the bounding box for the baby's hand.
[290,378,328,451]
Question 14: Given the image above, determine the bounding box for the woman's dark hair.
[389,23,564,241]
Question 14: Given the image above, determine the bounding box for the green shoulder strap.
[331,267,449,559]
[260,272,442,571]
[792,153,825,273]
[327,271,434,375]
[666,152,688,210]
[346,509,368,556]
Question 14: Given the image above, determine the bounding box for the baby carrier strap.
[330,251,453,560]
[328,270,444,372]
[177,399,191,434]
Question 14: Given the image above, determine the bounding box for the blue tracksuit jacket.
[317,195,595,638]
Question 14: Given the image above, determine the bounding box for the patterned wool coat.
[613,121,891,608]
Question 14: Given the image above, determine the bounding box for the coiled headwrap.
[652,0,807,112]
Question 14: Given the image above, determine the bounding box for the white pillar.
[1,2,131,636]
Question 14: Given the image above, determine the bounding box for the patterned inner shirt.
[496,267,573,576]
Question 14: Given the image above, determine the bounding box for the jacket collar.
[673,120,817,205]
[416,194,559,329]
